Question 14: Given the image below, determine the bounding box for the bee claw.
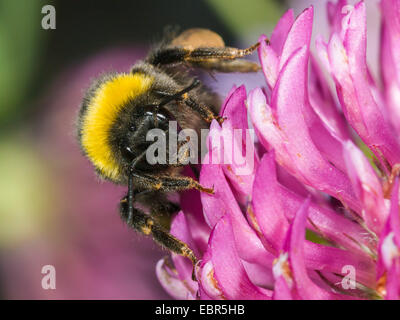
[200,185,214,194]
[216,116,227,125]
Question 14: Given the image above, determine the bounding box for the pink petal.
[315,36,331,74]
[283,197,337,300]
[209,216,272,300]
[327,0,348,34]
[252,153,375,287]
[385,261,400,300]
[197,257,224,300]
[242,261,274,290]
[279,6,313,71]
[306,57,351,174]
[221,85,248,132]
[344,141,388,234]
[377,177,400,299]
[207,119,256,184]
[170,212,200,289]
[327,33,365,135]
[257,43,361,212]
[303,242,375,289]
[381,0,400,85]
[258,34,279,88]
[309,55,350,142]
[306,112,349,175]
[198,286,214,300]
[156,258,195,300]
[180,168,211,253]
[258,8,313,89]
[200,163,273,266]
[250,148,374,258]
[378,178,400,286]
[251,152,289,254]
[272,276,293,300]
[328,1,400,166]
[270,9,295,55]
[389,178,400,246]
[220,85,237,115]
[381,0,400,135]
[199,160,227,227]
[219,85,258,198]
[249,88,294,167]
[275,163,311,198]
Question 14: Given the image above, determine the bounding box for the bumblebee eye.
[129,124,136,132]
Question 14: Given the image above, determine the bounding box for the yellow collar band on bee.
[81,73,153,181]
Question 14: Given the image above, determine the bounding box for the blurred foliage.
[0,0,45,129]
[0,134,54,247]
[206,0,283,38]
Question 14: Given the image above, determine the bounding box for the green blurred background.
[0,0,286,299]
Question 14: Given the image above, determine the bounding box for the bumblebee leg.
[182,95,225,124]
[192,59,261,73]
[133,191,179,230]
[120,196,197,264]
[165,139,192,167]
[158,79,201,107]
[155,80,223,124]
[132,171,214,194]
[186,42,261,62]
[167,138,200,167]
[149,42,264,66]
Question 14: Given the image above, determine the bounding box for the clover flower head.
[156,0,400,300]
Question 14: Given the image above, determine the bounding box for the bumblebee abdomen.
[78,72,154,182]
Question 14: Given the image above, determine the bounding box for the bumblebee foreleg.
[155,80,224,125]
[132,171,214,194]
[181,95,225,124]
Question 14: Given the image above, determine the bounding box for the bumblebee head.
[78,71,161,183]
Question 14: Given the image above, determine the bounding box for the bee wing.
[170,28,225,50]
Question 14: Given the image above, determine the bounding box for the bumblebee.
[77,29,263,265]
